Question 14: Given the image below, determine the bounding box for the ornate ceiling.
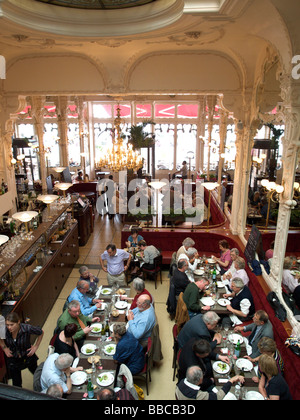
[34,0,156,9]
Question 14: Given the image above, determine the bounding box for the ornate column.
[55,96,69,167]
[217,108,228,200]
[30,96,47,193]
[268,76,300,324]
[197,96,206,173]
[206,95,217,179]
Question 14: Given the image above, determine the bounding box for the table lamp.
[55,183,73,201]
[0,235,9,246]
[12,211,38,240]
[37,194,59,221]
[54,167,66,181]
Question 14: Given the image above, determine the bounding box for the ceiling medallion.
[34,0,156,9]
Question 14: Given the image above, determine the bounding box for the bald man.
[127,294,156,347]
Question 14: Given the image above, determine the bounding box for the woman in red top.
[122,277,153,309]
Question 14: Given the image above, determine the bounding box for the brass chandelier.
[95,106,143,172]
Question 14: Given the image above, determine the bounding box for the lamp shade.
[148,181,167,190]
[54,167,66,173]
[0,235,9,246]
[55,183,72,191]
[37,194,58,204]
[203,182,219,191]
[12,211,38,223]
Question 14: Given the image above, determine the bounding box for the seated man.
[282,257,300,309]
[178,247,199,282]
[78,265,99,296]
[175,365,244,401]
[223,278,255,327]
[172,260,190,297]
[40,353,74,395]
[68,280,102,316]
[234,310,274,362]
[100,243,131,287]
[113,324,145,375]
[183,278,209,318]
[57,300,100,350]
[127,294,156,347]
[177,311,221,349]
[177,338,229,387]
[138,240,160,270]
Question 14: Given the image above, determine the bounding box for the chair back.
[175,292,190,333]
[153,254,162,271]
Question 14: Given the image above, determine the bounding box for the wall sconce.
[261,179,284,227]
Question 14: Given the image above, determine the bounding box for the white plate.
[101,288,112,295]
[217,298,230,307]
[207,258,216,264]
[213,361,230,374]
[291,270,300,276]
[236,358,253,372]
[228,334,244,345]
[103,343,116,355]
[217,281,225,288]
[194,269,204,276]
[81,343,97,355]
[223,392,237,400]
[245,391,264,400]
[71,371,87,386]
[110,323,115,333]
[114,301,128,310]
[200,296,215,306]
[90,323,102,334]
[97,372,115,387]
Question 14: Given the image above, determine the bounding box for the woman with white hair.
[176,237,196,261]
[230,256,249,288]
[121,277,153,310]
[178,247,199,281]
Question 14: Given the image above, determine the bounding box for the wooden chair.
[141,254,163,289]
[172,323,179,381]
[174,292,190,333]
[133,337,153,395]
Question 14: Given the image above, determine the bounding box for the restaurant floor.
[19,213,176,400]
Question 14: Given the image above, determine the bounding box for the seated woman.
[53,323,80,359]
[112,324,145,375]
[121,277,153,310]
[258,354,292,400]
[251,337,284,383]
[212,239,232,275]
[230,256,249,288]
[125,228,144,249]
[78,265,99,296]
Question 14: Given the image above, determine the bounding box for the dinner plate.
[101,288,112,295]
[114,301,128,310]
[212,361,230,374]
[245,391,264,400]
[228,333,244,345]
[291,270,300,276]
[200,296,215,306]
[71,371,87,386]
[103,343,116,355]
[217,298,230,307]
[223,392,237,400]
[207,258,216,264]
[194,269,204,276]
[90,323,102,334]
[109,323,115,333]
[81,343,97,355]
[236,358,253,372]
[217,281,225,288]
[97,372,115,387]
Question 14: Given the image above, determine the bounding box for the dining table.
[65,285,131,400]
[212,330,263,400]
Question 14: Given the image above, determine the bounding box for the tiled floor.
[20,213,176,400]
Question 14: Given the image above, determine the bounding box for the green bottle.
[234,339,241,358]
[87,377,94,399]
[105,320,110,338]
[212,267,217,281]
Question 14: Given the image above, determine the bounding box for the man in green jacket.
[57,300,100,350]
[183,279,209,319]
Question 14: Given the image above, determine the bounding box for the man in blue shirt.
[127,294,156,348]
[100,243,131,287]
[68,280,102,316]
